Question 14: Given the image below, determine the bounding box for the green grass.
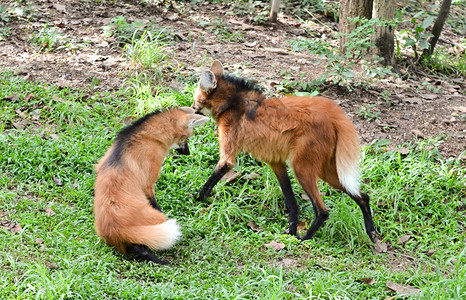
[1,68,465,299]
[123,30,170,72]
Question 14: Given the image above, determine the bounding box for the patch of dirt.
[1,0,464,159]
[0,211,22,233]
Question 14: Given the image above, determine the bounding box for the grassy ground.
[0,68,464,299]
[1,0,465,298]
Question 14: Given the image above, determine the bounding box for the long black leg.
[269,162,300,237]
[349,192,378,242]
[301,206,330,241]
[196,163,231,201]
[127,244,169,265]
[291,164,330,241]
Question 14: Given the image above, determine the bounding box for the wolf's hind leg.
[127,244,169,265]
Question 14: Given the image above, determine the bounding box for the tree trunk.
[339,0,372,52]
[371,0,396,66]
[422,0,452,59]
[270,0,280,22]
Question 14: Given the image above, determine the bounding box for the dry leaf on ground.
[264,241,285,251]
[386,280,421,296]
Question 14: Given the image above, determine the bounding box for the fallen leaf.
[420,93,438,100]
[397,147,410,156]
[221,169,241,183]
[279,258,300,268]
[426,249,436,256]
[11,224,22,233]
[24,93,34,102]
[264,241,285,251]
[452,106,466,113]
[15,109,27,119]
[397,235,411,245]
[384,297,396,300]
[2,95,16,101]
[45,208,56,216]
[200,204,212,215]
[300,193,310,201]
[373,239,388,253]
[244,172,260,180]
[173,32,187,41]
[297,220,307,232]
[247,220,262,232]
[244,41,257,48]
[386,280,421,296]
[411,129,425,139]
[12,122,25,130]
[404,97,422,104]
[53,176,63,186]
[360,277,376,285]
[54,4,66,12]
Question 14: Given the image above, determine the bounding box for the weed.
[380,90,392,105]
[228,0,269,24]
[396,9,435,60]
[421,45,466,77]
[31,24,69,52]
[356,103,380,121]
[102,16,145,45]
[0,5,10,24]
[0,27,10,41]
[288,17,395,91]
[123,30,170,73]
[199,18,244,42]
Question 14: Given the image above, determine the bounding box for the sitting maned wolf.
[94,107,209,264]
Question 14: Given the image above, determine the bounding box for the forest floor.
[1,0,464,159]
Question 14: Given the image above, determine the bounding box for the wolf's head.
[192,61,224,117]
[170,107,210,155]
[193,61,265,121]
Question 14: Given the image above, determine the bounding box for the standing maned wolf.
[192,61,379,244]
[94,107,209,264]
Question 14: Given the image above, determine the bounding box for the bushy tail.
[122,219,182,250]
[335,121,361,197]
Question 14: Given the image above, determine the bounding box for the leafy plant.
[0,5,10,41]
[228,0,269,24]
[31,24,70,52]
[356,103,380,121]
[421,44,466,76]
[0,5,10,24]
[102,16,145,45]
[199,18,244,42]
[396,10,435,59]
[288,17,395,91]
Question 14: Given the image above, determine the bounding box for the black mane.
[219,74,265,120]
[102,110,163,168]
[222,73,264,94]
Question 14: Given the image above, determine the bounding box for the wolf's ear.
[210,60,223,75]
[199,71,217,94]
[179,106,195,114]
[187,114,210,129]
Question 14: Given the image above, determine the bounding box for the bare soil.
[1,0,464,159]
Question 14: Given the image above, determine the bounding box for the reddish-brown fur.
[94,108,208,264]
[192,61,378,243]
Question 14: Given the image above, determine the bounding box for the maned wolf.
[94,107,209,264]
[192,61,379,244]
